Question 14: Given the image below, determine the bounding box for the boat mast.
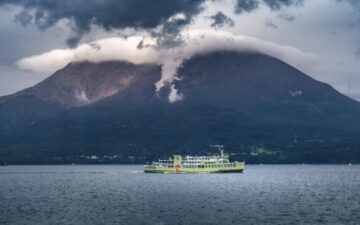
[210,145,225,157]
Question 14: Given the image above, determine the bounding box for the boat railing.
[182,162,240,168]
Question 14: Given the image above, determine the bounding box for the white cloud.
[16,36,159,74]
[16,29,321,102]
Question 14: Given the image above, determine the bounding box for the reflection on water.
[0,165,359,225]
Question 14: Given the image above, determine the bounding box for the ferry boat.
[144,146,245,173]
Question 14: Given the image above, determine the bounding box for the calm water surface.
[0,165,359,225]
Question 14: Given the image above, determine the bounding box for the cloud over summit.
[17,30,320,102]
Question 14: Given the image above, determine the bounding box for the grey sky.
[0,0,359,100]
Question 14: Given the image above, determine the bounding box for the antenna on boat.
[210,145,225,156]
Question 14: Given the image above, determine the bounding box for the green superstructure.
[144,146,245,173]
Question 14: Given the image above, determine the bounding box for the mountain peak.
[1,51,360,163]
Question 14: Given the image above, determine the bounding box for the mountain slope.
[0,61,159,127]
[175,52,360,127]
[1,51,360,164]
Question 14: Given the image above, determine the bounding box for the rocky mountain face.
[1,51,360,164]
[0,61,160,127]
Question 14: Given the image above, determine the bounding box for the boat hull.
[144,162,245,174]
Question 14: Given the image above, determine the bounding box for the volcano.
[1,51,360,164]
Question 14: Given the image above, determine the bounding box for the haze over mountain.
[1,51,360,164]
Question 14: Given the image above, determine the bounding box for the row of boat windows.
[158,157,229,161]
[157,163,237,168]
[184,157,227,160]
[158,160,227,163]
[183,164,237,168]
[184,161,229,164]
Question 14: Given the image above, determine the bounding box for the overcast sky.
[0,0,359,101]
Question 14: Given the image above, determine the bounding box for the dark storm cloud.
[66,37,81,49]
[235,0,259,14]
[235,0,303,14]
[263,0,304,10]
[151,14,190,48]
[14,10,33,26]
[0,0,204,47]
[209,11,235,28]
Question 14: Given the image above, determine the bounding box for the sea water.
[0,165,359,225]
